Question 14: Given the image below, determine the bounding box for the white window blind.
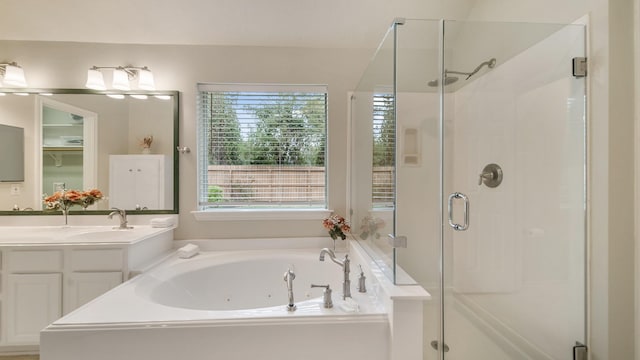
[198,83,327,209]
[372,94,395,206]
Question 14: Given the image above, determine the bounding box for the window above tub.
[194,83,329,221]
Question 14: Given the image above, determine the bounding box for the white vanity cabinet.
[2,247,124,347]
[7,273,62,344]
[109,155,172,210]
[0,226,174,353]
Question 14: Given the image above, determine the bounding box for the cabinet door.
[7,273,62,344]
[65,272,122,314]
[109,155,165,209]
[132,159,162,208]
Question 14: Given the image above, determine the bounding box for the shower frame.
[350,18,588,360]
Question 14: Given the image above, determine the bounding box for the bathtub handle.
[311,284,333,309]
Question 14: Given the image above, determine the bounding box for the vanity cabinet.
[0,228,173,353]
[2,247,123,347]
[7,273,62,344]
[109,155,172,210]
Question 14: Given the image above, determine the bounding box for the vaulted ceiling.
[0,0,476,48]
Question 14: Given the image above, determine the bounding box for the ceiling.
[0,0,476,48]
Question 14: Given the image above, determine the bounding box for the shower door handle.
[448,192,469,231]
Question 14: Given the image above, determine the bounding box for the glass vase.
[61,207,69,226]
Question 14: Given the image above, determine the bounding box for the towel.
[151,217,175,228]
[178,243,200,259]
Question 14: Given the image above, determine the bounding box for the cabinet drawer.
[71,249,124,271]
[8,250,63,272]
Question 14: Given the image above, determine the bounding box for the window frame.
[193,83,331,221]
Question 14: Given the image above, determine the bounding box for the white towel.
[178,243,200,259]
[150,217,175,228]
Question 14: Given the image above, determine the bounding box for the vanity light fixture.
[111,67,131,90]
[85,67,107,90]
[0,62,28,87]
[85,65,156,92]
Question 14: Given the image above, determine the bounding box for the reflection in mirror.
[0,89,179,214]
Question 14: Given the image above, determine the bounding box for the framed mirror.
[0,89,179,215]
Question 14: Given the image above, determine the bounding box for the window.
[197,83,327,210]
[372,93,395,207]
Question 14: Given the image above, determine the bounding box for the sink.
[65,228,139,243]
[0,225,169,244]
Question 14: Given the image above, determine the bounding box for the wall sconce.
[85,65,155,91]
[0,62,28,87]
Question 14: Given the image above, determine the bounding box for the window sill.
[191,209,332,222]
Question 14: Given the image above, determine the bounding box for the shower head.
[463,58,497,80]
[427,57,497,88]
[427,76,459,87]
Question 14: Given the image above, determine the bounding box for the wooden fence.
[206,165,394,204]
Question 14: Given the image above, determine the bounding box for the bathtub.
[41,239,429,360]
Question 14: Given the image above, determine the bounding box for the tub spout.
[284,268,296,311]
[319,247,351,299]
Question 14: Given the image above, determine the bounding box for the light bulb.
[85,68,106,90]
[130,94,148,100]
[3,64,27,87]
[137,68,155,90]
[106,93,125,99]
[112,68,130,90]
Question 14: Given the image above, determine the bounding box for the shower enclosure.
[349,19,586,360]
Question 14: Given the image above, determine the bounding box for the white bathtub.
[41,240,429,360]
[138,250,355,312]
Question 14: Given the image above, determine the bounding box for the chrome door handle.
[448,192,469,231]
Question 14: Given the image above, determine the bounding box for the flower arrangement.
[140,135,153,149]
[44,188,104,211]
[359,215,385,240]
[322,214,351,241]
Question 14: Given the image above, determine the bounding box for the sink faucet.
[284,268,296,311]
[319,248,351,299]
[108,208,132,229]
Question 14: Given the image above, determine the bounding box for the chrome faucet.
[319,248,351,299]
[108,207,132,229]
[284,268,296,311]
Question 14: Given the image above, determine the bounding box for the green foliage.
[207,185,223,203]
[206,93,243,165]
[206,92,326,167]
[245,93,325,166]
[372,95,395,167]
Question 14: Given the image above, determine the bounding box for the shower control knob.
[478,163,503,188]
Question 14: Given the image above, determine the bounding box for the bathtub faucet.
[319,248,351,299]
[284,268,296,311]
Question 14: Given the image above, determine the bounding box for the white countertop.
[0,225,174,245]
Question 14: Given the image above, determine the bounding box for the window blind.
[198,84,328,208]
[372,94,395,206]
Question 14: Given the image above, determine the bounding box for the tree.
[205,93,242,165]
[372,94,395,166]
[245,93,325,166]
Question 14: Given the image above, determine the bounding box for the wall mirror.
[0,89,179,215]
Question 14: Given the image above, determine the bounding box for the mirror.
[0,89,179,215]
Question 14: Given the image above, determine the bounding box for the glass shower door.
[441,21,586,359]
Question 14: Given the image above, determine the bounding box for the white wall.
[0,40,374,238]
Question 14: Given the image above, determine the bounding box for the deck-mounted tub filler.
[40,239,430,360]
